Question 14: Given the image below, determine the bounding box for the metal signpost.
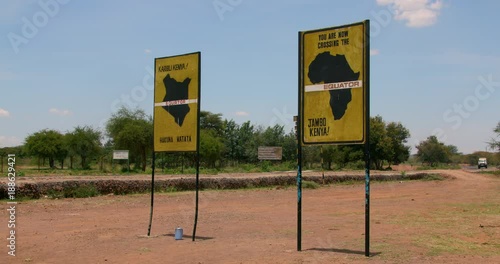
[148,52,201,241]
[298,20,370,256]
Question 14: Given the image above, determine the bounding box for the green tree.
[488,121,500,152]
[385,122,411,166]
[239,121,257,162]
[261,124,285,147]
[301,116,410,170]
[282,130,297,162]
[445,145,462,164]
[56,140,68,169]
[327,145,363,169]
[200,129,224,168]
[369,116,393,170]
[0,146,25,172]
[321,146,335,169]
[106,107,153,171]
[24,129,65,168]
[0,146,24,157]
[63,133,76,169]
[66,126,102,169]
[416,136,451,166]
[302,145,320,169]
[365,116,411,170]
[200,111,224,136]
[223,119,240,163]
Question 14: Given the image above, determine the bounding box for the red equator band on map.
[305,80,363,92]
[154,99,198,107]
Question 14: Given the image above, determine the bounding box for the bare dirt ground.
[1,169,499,264]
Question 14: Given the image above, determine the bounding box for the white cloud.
[370,49,380,56]
[235,111,250,116]
[49,108,72,116]
[0,108,10,117]
[0,136,22,147]
[144,49,152,54]
[377,0,444,28]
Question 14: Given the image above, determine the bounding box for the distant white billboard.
[113,150,129,160]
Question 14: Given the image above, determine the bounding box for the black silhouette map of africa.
[162,74,191,126]
[308,51,360,120]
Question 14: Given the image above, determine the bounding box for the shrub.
[345,160,365,170]
[63,185,100,198]
[260,161,272,172]
[302,180,320,189]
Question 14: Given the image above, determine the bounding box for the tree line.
[1,108,498,172]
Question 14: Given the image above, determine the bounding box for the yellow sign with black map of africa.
[154,52,200,152]
[301,21,368,145]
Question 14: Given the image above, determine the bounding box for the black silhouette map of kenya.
[308,51,360,120]
[162,74,191,126]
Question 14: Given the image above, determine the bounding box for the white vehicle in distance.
[478,158,487,169]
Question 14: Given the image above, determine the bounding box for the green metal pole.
[297,31,303,252]
[364,19,371,257]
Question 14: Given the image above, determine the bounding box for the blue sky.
[0,0,499,154]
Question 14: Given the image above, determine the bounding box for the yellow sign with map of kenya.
[154,52,200,152]
[300,21,368,145]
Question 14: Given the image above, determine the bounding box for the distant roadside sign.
[113,150,129,160]
[258,147,283,160]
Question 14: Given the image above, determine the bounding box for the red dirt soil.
[1,169,499,263]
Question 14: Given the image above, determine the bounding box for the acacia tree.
[200,111,224,136]
[106,107,153,171]
[239,121,257,162]
[261,124,285,147]
[386,121,411,166]
[223,119,240,164]
[318,116,410,170]
[66,126,102,169]
[282,130,297,162]
[223,120,256,163]
[63,133,76,169]
[321,146,336,169]
[24,129,65,168]
[369,116,394,170]
[200,129,224,168]
[489,121,500,152]
[416,136,452,166]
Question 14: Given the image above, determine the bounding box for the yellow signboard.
[154,52,200,152]
[300,21,368,145]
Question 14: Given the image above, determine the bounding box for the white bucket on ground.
[175,227,183,240]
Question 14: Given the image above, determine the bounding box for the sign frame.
[148,51,202,243]
[300,21,368,145]
[153,51,201,153]
[297,20,370,256]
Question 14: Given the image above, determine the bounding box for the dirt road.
[1,169,499,263]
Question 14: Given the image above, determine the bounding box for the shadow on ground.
[307,247,381,257]
[164,233,215,241]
